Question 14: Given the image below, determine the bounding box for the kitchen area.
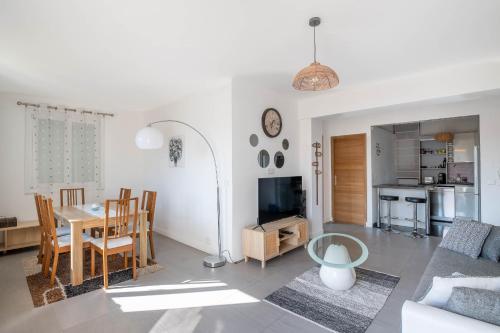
[371,115,479,236]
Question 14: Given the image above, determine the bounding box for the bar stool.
[380,195,399,233]
[405,197,427,238]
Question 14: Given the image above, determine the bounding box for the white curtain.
[24,104,105,204]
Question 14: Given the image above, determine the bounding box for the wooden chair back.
[104,197,138,249]
[119,188,132,200]
[141,190,157,230]
[39,197,60,250]
[34,193,43,228]
[60,188,85,206]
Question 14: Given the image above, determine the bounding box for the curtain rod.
[17,101,114,117]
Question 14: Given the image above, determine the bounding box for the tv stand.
[242,216,309,268]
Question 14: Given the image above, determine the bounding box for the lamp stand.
[147,120,226,268]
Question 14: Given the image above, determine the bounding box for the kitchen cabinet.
[453,133,476,163]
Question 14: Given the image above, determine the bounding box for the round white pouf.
[319,244,356,290]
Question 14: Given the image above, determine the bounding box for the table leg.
[70,221,84,285]
[139,211,147,267]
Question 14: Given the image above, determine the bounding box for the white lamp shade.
[135,126,164,149]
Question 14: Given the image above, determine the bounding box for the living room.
[0,1,499,333]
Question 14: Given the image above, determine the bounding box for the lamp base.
[203,255,227,268]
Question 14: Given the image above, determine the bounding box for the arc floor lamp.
[135,120,226,268]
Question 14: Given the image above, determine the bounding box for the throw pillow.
[445,287,500,326]
[439,220,492,258]
[480,226,500,262]
[419,274,500,308]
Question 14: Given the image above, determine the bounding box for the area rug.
[264,267,400,333]
[23,250,162,307]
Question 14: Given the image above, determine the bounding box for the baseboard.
[153,225,217,255]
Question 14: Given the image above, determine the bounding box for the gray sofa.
[401,228,500,333]
[413,246,500,301]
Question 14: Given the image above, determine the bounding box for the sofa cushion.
[439,220,492,258]
[413,247,500,301]
[480,226,500,262]
[444,287,500,326]
[418,274,500,308]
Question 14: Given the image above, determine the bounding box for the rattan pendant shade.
[292,62,339,91]
[293,17,339,91]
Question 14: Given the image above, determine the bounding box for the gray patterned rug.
[264,267,399,333]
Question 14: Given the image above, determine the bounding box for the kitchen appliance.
[455,185,478,220]
[453,145,480,220]
[430,186,455,222]
[423,176,434,184]
[437,172,446,184]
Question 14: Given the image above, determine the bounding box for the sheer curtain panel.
[24,104,105,203]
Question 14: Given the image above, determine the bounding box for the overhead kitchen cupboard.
[453,133,476,163]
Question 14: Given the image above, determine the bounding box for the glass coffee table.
[307,233,369,290]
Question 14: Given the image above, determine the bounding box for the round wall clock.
[261,108,282,138]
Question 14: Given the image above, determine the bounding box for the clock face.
[262,108,282,138]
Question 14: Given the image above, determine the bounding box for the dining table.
[53,204,148,286]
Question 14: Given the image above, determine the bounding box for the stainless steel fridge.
[454,145,480,221]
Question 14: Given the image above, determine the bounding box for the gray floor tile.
[0,223,440,333]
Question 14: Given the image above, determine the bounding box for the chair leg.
[91,247,95,277]
[37,233,44,264]
[103,253,108,289]
[43,242,51,277]
[148,231,155,260]
[132,247,137,280]
[91,228,96,238]
[124,251,128,268]
[50,250,59,287]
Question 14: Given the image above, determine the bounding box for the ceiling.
[1,0,500,112]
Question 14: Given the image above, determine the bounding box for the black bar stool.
[405,197,427,238]
[380,195,399,233]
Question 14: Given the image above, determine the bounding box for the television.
[258,176,303,225]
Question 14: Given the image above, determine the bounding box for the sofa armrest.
[402,301,499,333]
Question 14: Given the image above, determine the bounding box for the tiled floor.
[0,223,440,333]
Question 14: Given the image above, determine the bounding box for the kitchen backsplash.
[447,162,474,183]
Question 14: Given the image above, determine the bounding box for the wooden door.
[331,134,367,225]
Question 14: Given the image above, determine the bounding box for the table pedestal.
[319,244,356,290]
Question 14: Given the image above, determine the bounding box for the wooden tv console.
[242,216,309,268]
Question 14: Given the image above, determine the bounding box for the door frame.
[331,133,367,225]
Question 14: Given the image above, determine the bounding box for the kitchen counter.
[373,183,474,189]
[373,184,431,189]
[374,184,431,234]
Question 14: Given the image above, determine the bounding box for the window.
[24,105,105,199]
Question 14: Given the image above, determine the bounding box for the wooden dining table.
[53,204,148,286]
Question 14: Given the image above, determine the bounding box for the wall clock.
[261,108,282,138]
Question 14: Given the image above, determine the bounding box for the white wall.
[0,92,144,221]
[313,96,500,226]
[142,84,233,256]
[231,77,301,259]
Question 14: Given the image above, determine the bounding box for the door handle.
[334,175,337,186]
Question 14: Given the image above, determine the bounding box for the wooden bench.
[0,220,40,254]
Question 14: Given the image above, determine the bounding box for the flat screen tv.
[258,176,303,225]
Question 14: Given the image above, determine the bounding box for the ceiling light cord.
[313,25,317,63]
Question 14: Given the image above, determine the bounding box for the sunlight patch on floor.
[105,281,227,294]
[112,289,260,312]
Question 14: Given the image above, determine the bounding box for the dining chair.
[128,190,157,259]
[60,188,85,206]
[39,196,93,287]
[34,194,71,264]
[94,187,132,238]
[119,188,132,200]
[90,197,138,288]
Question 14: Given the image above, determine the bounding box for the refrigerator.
[454,145,480,221]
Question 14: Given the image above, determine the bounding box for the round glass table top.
[307,233,369,269]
